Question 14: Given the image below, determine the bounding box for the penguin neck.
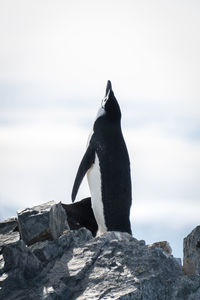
[94,116,121,135]
[105,99,121,122]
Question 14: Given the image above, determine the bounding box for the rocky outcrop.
[0,217,18,235]
[0,201,200,299]
[17,201,69,246]
[183,226,200,275]
[148,241,172,255]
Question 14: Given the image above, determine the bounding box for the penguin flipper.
[71,145,95,202]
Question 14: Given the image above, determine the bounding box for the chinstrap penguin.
[72,80,132,235]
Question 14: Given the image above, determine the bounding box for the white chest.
[87,153,107,234]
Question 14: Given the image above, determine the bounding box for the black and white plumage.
[72,80,132,235]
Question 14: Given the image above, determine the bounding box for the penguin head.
[96,80,121,122]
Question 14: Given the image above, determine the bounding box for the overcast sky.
[0,0,200,259]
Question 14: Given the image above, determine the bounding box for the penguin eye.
[101,89,110,108]
[101,97,107,108]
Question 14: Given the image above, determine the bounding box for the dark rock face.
[17,201,69,245]
[0,217,18,235]
[3,239,41,276]
[0,203,200,299]
[183,226,200,275]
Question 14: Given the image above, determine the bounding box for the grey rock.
[30,239,60,264]
[0,217,20,248]
[17,201,69,245]
[183,226,200,275]
[174,257,182,267]
[0,231,20,247]
[0,239,42,300]
[0,218,20,278]
[0,229,188,300]
[30,227,93,266]
[0,203,200,299]
[148,240,172,255]
[170,275,200,300]
[0,217,18,235]
[67,231,182,300]
[2,239,41,275]
[0,254,4,276]
[0,227,92,300]
[0,219,20,278]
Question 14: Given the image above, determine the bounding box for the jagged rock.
[170,275,200,300]
[30,228,93,266]
[0,217,20,249]
[0,203,200,299]
[0,217,18,235]
[0,231,20,247]
[0,228,192,300]
[149,241,172,255]
[0,227,92,299]
[2,239,41,275]
[0,218,20,279]
[0,254,4,277]
[17,201,69,245]
[183,226,200,275]
[0,239,42,299]
[0,218,20,265]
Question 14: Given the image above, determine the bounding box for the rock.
[17,201,69,245]
[183,226,200,275]
[170,275,200,300]
[2,239,41,276]
[174,257,182,267]
[0,229,187,300]
[149,241,172,255]
[30,227,93,266]
[0,254,4,276]
[0,218,20,279]
[0,217,18,235]
[0,227,92,299]
[0,231,20,247]
[0,217,20,248]
[0,217,20,259]
[0,203,200,299]
[0,239,42,299]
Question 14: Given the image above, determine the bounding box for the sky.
[0,0,200,259]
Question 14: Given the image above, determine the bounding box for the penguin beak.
[106,80,112,94]
[101,80,112,108]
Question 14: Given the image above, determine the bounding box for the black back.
[90,81,132,234]
[62,198,98,236]
[71,81,132,235]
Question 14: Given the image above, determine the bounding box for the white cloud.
[132,198,200,229]
[126,127,200,200]
[0,0,199,103]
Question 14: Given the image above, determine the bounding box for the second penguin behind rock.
[72,80,132,235]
